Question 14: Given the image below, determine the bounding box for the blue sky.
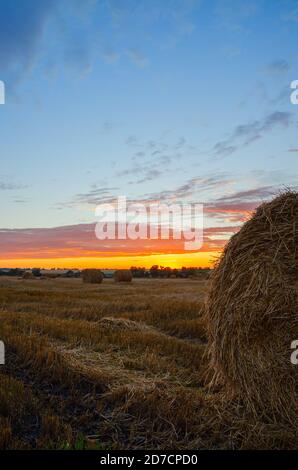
[0,0,297,264]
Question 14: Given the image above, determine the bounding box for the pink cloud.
[0,223,239,259]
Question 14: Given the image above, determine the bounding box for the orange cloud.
[0,223,238,261]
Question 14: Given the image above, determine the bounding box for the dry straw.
[98,317,150,332]
[113,270,133,282]
[205,191,298,421]
[82,269,104,284]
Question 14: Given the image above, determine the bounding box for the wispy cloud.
[282,6,298,22]
[213,111,292,158]
[266,59,290,75]
[130,174,234,205]
[112,135,196,185]
[0,180,27,191]
[126,48,149,68]
[214,0,260,30]
[215,186,276,202]
[102,48,120,64]
[108,0,201,46]
[204,184,295,224]
[58,185,119,209]
[99,121,120,134]
[0,0,107,85]
[0,0,58,83]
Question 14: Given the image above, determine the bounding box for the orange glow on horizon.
[0,251,221,270]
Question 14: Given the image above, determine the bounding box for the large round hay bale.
[205,191,298,419]
[113,269,132,282]
[82,269,104,284]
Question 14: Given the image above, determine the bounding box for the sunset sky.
[0,0,298,268]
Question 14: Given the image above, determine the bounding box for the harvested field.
[0,276,297,450]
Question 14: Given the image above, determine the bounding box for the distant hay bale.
[82,269,104,284]
[44,273,59,279]
[22,271,35,280]
[98,317,149,332]
[113,270,132,283]
[205,191,298,420]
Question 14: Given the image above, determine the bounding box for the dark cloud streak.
[213,111,292,158]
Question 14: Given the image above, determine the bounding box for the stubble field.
[0,277,296,450]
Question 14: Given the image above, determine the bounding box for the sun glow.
[0,251,220,270]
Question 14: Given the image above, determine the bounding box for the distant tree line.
[0,266,211,280]
[130,266,211,279]
[0,268,80,278]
